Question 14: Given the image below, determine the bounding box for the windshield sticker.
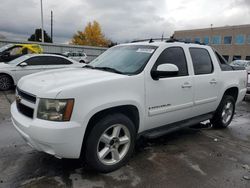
[136,48,155,54]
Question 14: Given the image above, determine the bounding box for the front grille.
[16,87,36,103]
[16,102,34,118]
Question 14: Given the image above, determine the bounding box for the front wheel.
[211,95,235,129]
[84,113,136,173]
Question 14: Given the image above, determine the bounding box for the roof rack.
[182,40,206,45]
[169,38,207,45]
[131,38,170,43]
[131,38,207,45]
[166,38,179,43]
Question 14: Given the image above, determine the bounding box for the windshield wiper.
[83,65,124,74]
[94,66,124,74]
[83,64,94,69]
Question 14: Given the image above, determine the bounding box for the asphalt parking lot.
[0,91,250,188]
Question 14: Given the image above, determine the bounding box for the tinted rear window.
[190,48,213,75]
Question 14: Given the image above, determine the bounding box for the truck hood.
[17,68,126,97]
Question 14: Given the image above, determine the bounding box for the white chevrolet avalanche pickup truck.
[11,40,247,172]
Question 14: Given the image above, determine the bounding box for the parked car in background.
[63,51,89,63]
[11,40,247,172]
[229,60,250,99]
[0,54,83,90]
[0,44,43,63]
[247,73,250,99]
[230,60,250,70]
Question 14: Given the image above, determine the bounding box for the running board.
[141,113,213,139]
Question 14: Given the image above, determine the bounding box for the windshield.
[88,45,157,74]
[5,55,29,65]
[0,44,14,53]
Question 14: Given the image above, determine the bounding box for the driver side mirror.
[19,62,28,67]
[151,64,179,80]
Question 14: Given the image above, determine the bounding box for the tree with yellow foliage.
[71,21,109,47]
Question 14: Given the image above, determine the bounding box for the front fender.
[83,100,144,131]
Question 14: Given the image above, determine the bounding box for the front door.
[145,46,194,130]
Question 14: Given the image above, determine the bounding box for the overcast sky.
[0,0,250,44]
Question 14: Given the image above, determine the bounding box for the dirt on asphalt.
[0,90,250,188]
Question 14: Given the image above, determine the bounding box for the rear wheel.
[211,95,235,128]
[84,113,136,173]
[0,74,13,91]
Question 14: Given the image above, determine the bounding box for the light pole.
[40,0,44,43]
[51,10,53,43]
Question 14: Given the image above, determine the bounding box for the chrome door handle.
[182,82,192,88]
[210,79,217,84]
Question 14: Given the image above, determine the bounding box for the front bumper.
[11,102,84,159]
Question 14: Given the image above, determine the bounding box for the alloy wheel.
[221,101,234,124]
[97,124,131,165]
[0,76,11,90]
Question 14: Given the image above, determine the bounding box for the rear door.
[42,56,74,71]
[190,47,220,115]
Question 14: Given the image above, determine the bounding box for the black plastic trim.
[17,87,36,103]
[138,112,214,139]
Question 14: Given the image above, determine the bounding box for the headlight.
[37,99,74,121]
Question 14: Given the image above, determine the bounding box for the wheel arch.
[80,105,140,156]
[223,87,239,102]
[86,105,140,135]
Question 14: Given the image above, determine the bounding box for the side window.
[9,46,22,55]
[215,51,227,64]
[214,50,233,71]
[24,56,48,65]
[59,57,72,65]
[46,56,72,65]
[153,47,188,76]
[189,48,213,75]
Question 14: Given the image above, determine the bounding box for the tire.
[79,60,85,63]
[84,113,136,173]
[211,95,235,129]
[0,74,13,91]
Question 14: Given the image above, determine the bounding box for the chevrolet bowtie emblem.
[16,95,21,103]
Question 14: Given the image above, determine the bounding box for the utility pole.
[51,10,53,43]
[210,24,213,44]
[40,0,44,43]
